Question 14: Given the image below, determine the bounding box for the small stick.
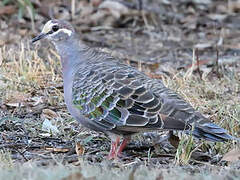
[71,0,76,20]
[216,45,220,78]
[196,48,202,80]
[13,148,29,161]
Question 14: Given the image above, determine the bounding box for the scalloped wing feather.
[71,51,235,141]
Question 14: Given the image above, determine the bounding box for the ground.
[0,0,240,179]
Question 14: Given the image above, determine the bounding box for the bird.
[32,19,237,159]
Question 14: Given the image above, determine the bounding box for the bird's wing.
[72,56,195,131]
[72,56,234,141]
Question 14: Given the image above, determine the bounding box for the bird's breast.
[63,69,74,115]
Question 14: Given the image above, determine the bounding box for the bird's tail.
[191,122,239,142]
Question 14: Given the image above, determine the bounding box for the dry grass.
[0,158,240,180]
[0,42,240,179]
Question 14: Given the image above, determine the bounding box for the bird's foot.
[107,137,130,160]
[107,137,120,160]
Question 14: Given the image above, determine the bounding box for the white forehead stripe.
[42,21,56,34]
[41,21,72,36]
[45,21,54,27]
[58,28,72,36]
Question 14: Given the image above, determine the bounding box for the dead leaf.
[222,149,240,163]
[145,72,163,79]
[0,5,16,15]
[99,0,129,19]
[78,0,94,18]
[75,142,85,156]
[91,0,103,7]
[191,151,211,161]
[42,109,58,118]
[18,28,28,36]
[207,13,227,21]
[168,132,179,149]
[45,147,70,153]
[42,119,60,135]
[31,96,44,106]
[39,132,51,137]
[228,0,240,13]
[4,91,30,107]
[194,43,212,49]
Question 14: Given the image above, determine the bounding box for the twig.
[71,0,76,20]
[196,48,202,80]
[0,143,28,149]
[13,148,29,161]
[216,45,220,78]
[184,48,196,79]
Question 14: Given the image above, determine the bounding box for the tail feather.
[200,123,228,134]
[191,123,238,142]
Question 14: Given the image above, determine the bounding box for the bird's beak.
[31,33,48,43]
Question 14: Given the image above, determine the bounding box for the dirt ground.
[0,0,240,179]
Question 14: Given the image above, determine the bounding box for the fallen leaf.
[31,96,44,106]
[168,132,180,149]
[39,133,51,137]
[194,43,212,49]
[99,0,129,19]
[91,0,103,7]
[145,72,163,79]
[45,147,70,153]
[222,149,240,163]
[4,91,30,107]
[191,151,211,161]
[228,0,240,13]
[207,14,227,21]
[42,119,60,135]
[78,0,94,18]
[18,28,28,36]
[75,142,85,156]
[42,109,58,118]
[0,5,16,15]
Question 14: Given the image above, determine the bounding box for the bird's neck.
[54,36,89,73]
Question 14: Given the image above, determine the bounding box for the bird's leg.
[116,137,130,157]
[107,137,120,160]
[108,136,130,160]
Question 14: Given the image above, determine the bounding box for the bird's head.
[32,20,75,43]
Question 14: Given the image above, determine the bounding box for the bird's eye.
[52,25,59,32]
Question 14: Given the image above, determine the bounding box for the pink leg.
[107,136,131,160]
[107,137,120,160]
[116,138,130,157]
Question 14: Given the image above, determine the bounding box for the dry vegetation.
[0,0,240,179]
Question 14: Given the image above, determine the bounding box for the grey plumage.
[32,20,238,158]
